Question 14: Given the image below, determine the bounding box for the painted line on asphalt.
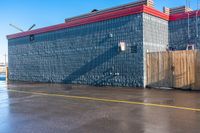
[7,89,200,112]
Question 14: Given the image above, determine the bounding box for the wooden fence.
[146,50,200,90]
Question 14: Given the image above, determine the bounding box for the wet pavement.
[0,81,200,133]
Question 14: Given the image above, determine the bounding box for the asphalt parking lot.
[0,81,200,133]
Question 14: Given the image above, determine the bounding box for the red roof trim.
[7,5,170,39]
[169,10,200,21]
[65,5,144,27]
[7,3,200,40]
[7,5,144,39]
[143,6,169,20]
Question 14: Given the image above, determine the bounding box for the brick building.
[7,0,200,87]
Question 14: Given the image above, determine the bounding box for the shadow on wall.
[91,67,116,86]
[62,45,119,85]
[146,68,172,88]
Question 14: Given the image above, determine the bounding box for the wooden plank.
[193,51,200,90]
[171,50,194,89]
[146,51,172,88]
[162,51,172,87]
[190,51,195,89]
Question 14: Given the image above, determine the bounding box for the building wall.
[143,13,169,52]
[169,16,200,50]
[8,14,144,87]
[143,13,169,86]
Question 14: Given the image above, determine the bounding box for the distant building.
[0,64,6,73]
[6,0,200,87]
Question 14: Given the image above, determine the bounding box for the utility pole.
[186,0,191,44]
[196,0,200,48]
[186,0,191,8]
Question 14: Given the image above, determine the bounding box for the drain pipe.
[186,0,191,45]
[188,12,190,44]
[196,0,199,48]
[196,10,199,48]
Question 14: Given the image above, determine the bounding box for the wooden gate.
[195,51,200,90]
[146,50,200,90]
[146,52,172,88]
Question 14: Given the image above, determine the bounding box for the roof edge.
[7,5,144,40]
[7,5,200,39]
[169,10,200,21]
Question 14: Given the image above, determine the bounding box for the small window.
[30,34,35,41]
[131,46,137,53]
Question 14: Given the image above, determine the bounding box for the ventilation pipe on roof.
[188,12,190,41]
[91,9,99,12]
[163,7,170,15]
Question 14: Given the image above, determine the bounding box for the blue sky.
[0,0,198,63]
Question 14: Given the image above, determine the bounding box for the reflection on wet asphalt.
[0,81,200,133]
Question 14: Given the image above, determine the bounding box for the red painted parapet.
[65,0,154,23]
[170,10,200,21]
[143,6,169,20]
[65,5,144,28]
[7,2,200,40]
[7,5,170,40]
[7,5,143,40]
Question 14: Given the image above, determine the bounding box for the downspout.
[188,12,190,44]
[196,0,199,48]
[196,10,199,48]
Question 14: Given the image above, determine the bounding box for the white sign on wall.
[119,41,126,51]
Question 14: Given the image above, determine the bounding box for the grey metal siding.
[143,13,169,86]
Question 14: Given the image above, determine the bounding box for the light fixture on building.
[119,41,126,52]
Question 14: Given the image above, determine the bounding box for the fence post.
[6,66,8,82]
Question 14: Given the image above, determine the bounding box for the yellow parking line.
[7,89,200,112]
